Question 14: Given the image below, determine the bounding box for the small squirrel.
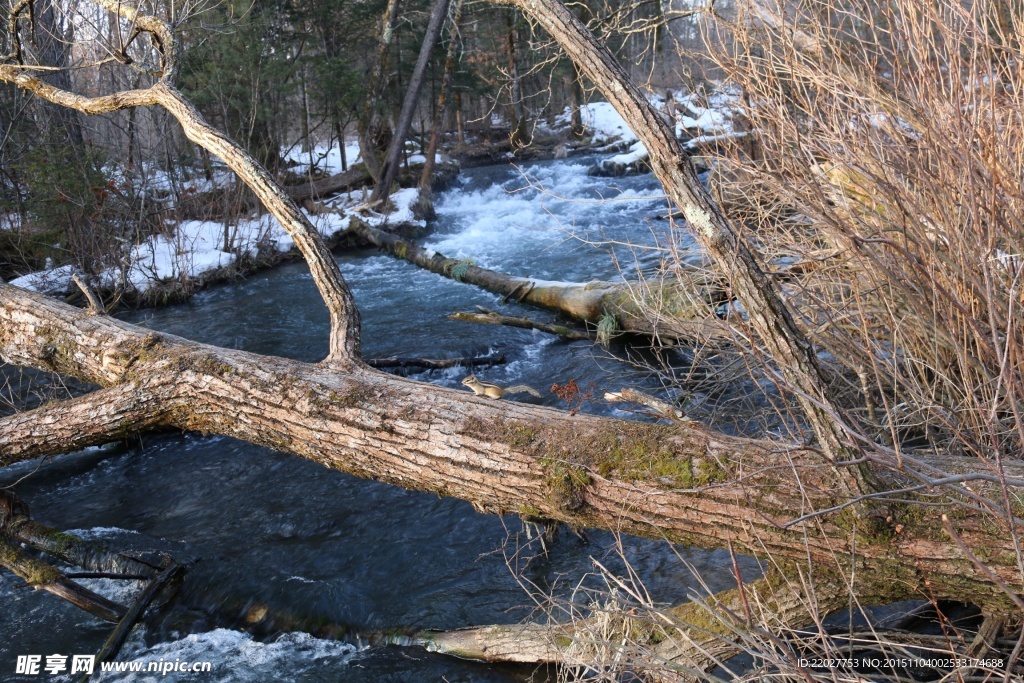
[461,374,541,399]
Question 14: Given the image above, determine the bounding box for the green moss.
[305,387,332,417]
[0,542,63,585]
[36,529,81,557]
[457,416,731,518]
[36,325,78,374]
[504,423,539,448]
[595,310,619,347]
[541,459,591,512]
[519,504,544,519]
[449,259,473,282]
[665,600,737,638]
[192,353,235,377]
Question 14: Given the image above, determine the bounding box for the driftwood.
[450,307,591,340]
[604,387,688,422]
[366,353,506,369]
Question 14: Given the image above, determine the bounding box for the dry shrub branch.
[704,0,1024,463]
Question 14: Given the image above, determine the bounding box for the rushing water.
[1,157,755,682]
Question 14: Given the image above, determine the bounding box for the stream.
[1,157,758,682]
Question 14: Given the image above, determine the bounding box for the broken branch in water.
[450,306,591,340]
[366,353,506,369]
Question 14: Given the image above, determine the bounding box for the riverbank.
[2,89,739,310]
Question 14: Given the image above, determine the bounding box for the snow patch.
[284,141,363,178]
[10,264,74,294]
[357,187,425,229]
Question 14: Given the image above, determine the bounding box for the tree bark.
[359,0,403,183]
[2,284,1023,614]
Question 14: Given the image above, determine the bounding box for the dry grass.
[699,0,1024,462]
[532,1,1024,679]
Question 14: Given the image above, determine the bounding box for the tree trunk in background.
[300,64,313,169]
[358,0,402,183]
[371,0,453,203]
[455,91,466,146]
[505,11,531,147]
[33,0,84,147]
[416,0,463,217]
[569,62,584,138]
[335,121,348,172]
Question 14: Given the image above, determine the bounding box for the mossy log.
[2,285,1022,614]
[0,537,128,623]
[352,219,732,344]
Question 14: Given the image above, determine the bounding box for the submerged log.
[366,353,506,369]
[1,490,185,632]
[0,538,127,622]
[352,219,732,344]
[450,307,591,340]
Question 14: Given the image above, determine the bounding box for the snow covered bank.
[8,193,425,300]
[581,86,743,177]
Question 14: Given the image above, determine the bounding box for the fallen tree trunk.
[352,219,733,344]
[283,165,372,202]
[3,282,1024,676]
[2,284,1022,611]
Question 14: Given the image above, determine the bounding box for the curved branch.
[0,82,361,364]
[490,0,864,492]
[151,82,361,362]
